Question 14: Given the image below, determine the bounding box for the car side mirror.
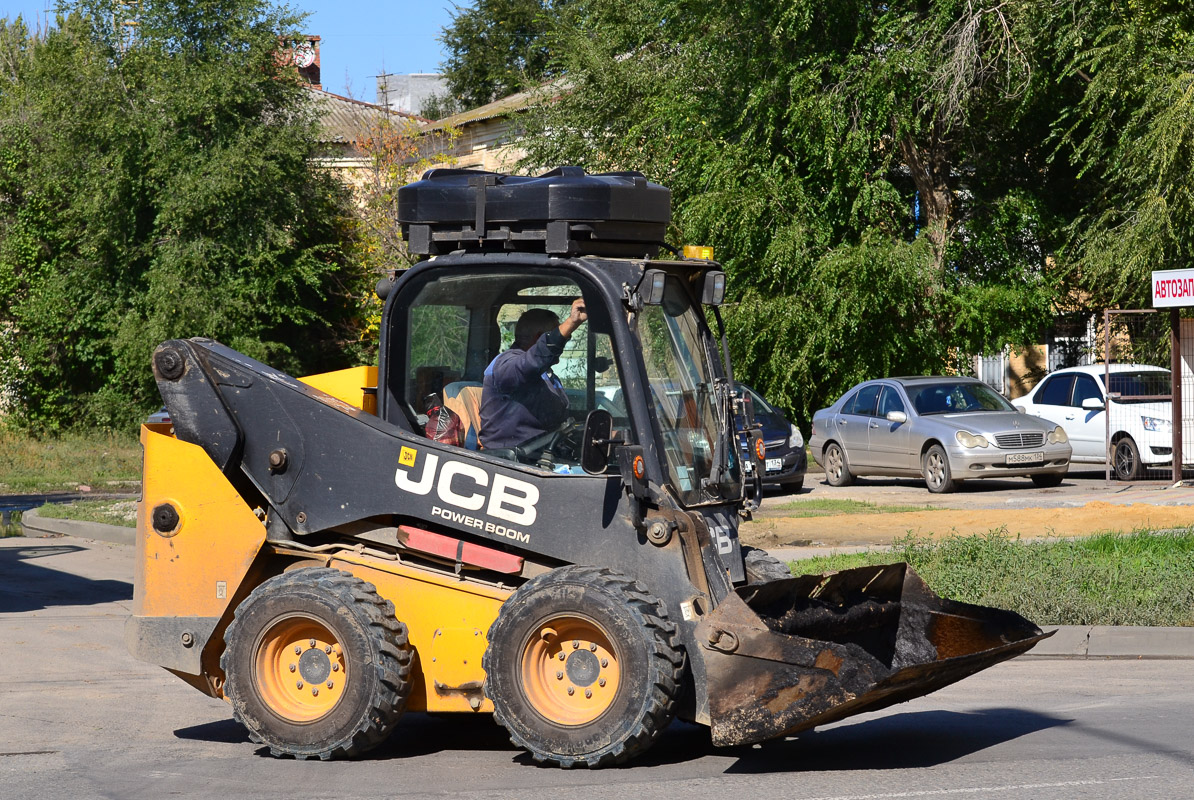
[580,409,615,475]
[886,410,907,424]
[1081,397,1105,411]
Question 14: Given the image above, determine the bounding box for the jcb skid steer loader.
[127,167,1051,767]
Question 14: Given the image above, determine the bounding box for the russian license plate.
[766,457,783,471]
[1006,452,1044,465]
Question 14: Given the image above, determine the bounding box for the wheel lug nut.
[332,663,339,672]
[312,687,319,696]
[599,678,606,687]
[327,681,334,689]
[296,680,304,689]
[556,671,563,680]
[585,689,592,698]
[572,640,579,649]
[567,686,575,696]
[294,646,302,655]
[309,639,316,648]
[589,643,598,652]
[289,664,296,673]
[600,658,608,668]
[557,652,565,661]
[325,645,332,654]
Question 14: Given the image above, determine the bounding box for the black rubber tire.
[221,567,412,760]
[778,474,805,493]
[823,442,854,487]
[922,444,956,494]
[1030,472,1065,488]
[1113,436,1144,481]
[743,545,793,584]
[482,565,684,768]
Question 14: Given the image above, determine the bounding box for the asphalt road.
[3,535,1193,800]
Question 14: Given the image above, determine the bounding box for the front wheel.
[483,566,684,768]
[923,444,957,493]
[1030,472,1065,488]
[824,443,854,487]
[1113,437,1144,481]
[221,568,412,760]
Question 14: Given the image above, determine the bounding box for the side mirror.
[886,410,908,424]
[1081,397,1105,411]
[580,409,615,475]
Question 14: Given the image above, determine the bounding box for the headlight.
[1047,426,1068,444]
[1141,416,1171,433]
[955,430,989,448]
[788,424,803,448]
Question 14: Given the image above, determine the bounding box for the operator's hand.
[559,297,588,338]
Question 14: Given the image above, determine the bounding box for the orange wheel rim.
[520,615,621,726]
[253,614,346,723]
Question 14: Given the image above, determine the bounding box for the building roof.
[306,88,425,145]
[424,79,569,131]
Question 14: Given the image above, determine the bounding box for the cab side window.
[1036,375,1074,406]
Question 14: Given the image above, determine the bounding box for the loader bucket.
[695,562,1052,747]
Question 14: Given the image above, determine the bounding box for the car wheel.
[922,444,956,494]
[1030,472,1064,488]
[1113,436,1143,481]
[823,443,853,487]
[779,474,805,493]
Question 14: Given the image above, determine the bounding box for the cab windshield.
[638,276,738,504]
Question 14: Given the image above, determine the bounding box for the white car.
[1015,364,1176,480]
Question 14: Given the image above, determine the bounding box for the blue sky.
[4,1,456,102]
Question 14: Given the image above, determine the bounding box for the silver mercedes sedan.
[809,377,1072,493]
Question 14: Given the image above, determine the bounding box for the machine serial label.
[395,451,539,531]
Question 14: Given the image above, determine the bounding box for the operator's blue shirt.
[479,329,571,450]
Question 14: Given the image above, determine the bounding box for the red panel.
[398,525,524,574]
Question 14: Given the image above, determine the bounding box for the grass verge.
[773,498,938,516]
[1,511,21,538]
[791,528,1194,627]
[0,429,141,493]
[35,499,137,528]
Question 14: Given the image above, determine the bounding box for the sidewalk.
[19,515,1194,659]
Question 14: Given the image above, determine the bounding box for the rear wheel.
[923,444,957,493]
[743,546,792,584]
[1113,436,1143,481]
[222,567,412,760]
[824,443,853,487]
[483,566,684,768]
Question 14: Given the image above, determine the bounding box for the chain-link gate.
[1101,309,1186,481]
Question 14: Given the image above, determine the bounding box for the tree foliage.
[517,0,1066,424]
[0,0,364,431]
[437,0,562,110]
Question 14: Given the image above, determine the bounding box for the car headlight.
[788,424,803,448]
[955,430,989,448]
[1047,426,1068,444]
[1141,416,1171,433]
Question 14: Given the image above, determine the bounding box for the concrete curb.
[20,507,136,546]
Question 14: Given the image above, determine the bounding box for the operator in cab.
[479,298,587,452]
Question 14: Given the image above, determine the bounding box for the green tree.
[438,0,562,109]
[0,1,364,431]
[520,0,1063,425]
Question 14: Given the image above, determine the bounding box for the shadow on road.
[725,707,1071,773]
[0,544,132,612]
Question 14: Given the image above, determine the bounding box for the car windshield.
[1101,370,1171,402]
[909,382,1015,415]
[639,276,738,504]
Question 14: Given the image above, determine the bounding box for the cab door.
[836,384,879,468]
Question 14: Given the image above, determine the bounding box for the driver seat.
[442,381,484,450]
